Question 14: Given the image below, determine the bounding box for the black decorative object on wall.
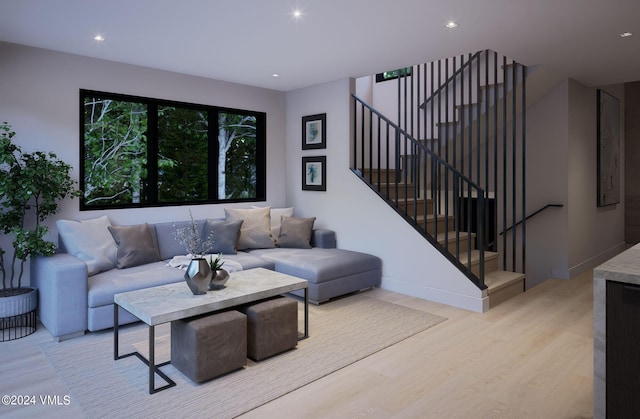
[302,156,326,191]
[597,89,621,207]
[302,113,326,150]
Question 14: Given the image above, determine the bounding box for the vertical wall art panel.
[597,89,621,206]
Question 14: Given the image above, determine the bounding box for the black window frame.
[79,89,266,210]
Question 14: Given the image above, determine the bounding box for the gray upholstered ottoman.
[248,247,382,303]
[171,310,247,383]
[240,297,298,361]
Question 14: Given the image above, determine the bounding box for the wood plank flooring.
[243,270,594,418]
[0,271,594,418]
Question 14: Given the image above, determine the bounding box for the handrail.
[499,204,563,235]
[419,50,483,109]
[352,94,484,192]
[352,93,487,289]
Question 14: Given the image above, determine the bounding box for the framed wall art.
[302,156,326,191]
[597,89,620,207]
[302,113,326,150]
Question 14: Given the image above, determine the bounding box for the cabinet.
[606,280,640,418]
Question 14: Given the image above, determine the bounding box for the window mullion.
[147,103,159,204]
[210,110,220,201]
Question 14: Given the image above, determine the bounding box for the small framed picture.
[302,156,326,191]
[302,113,326,150]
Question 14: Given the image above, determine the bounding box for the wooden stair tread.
[462,250,499,265]
[415,213,453,222]
[375,182,414,188]
[484,270,526,293]
[391,197,433,203]
[435,231,475,243]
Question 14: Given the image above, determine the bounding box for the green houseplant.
[0,122,81,317]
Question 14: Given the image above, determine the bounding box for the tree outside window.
[81,90,266,209]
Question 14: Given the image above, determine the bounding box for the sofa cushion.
[252,206,294,237]
[108,223,161,269]
[217,252,275,271]
[277,216,316,249]
[225,207,275,250]
[56,216,117,275]
[247,247,382,284]
[154,220,206,260]
[88,261,184,308]
[204,219,243,254]
[87,252,274,308]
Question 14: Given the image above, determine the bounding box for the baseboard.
[379,276,488,313]
[551,241,627,280]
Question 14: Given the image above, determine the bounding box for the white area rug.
[41,293,446,418]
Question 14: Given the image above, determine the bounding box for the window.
[80,90,266,210]
[375,67,413,83]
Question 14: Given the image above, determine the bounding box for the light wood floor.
[243,271,594,419]
[0,271,594,419]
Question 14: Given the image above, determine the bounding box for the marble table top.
[594,243,640,285]
[114,268,307,326]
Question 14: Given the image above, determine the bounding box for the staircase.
[352,50,527,309]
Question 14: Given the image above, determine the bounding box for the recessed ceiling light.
[291,9,303,20]
[272,73,280,78]
[620,32,633,38]
[94,34,105,42]
[445,21,458,29]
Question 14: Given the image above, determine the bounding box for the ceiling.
[1,0,640,92]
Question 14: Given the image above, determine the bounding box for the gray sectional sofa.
[31,207,382,341]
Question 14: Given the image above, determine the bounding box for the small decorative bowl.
[209,269,229,290]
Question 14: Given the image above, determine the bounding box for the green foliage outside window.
[375,67,413,83]
[81,90,265,209]
[83,97,147,206]
[157,106,209,203]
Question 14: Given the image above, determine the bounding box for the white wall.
[285,79,486,312]
[566,80,626,276]
[525,80,570,286]
[0,42,286,283]
[526,79,626,285]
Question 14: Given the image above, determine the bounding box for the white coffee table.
[113,268,309,394]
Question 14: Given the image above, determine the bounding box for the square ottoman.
[241,297,298,361]
[171,310,247,383]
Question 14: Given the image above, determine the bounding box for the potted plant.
[0,122,81,329]
[208,253,229,290]
[173,210,217,295]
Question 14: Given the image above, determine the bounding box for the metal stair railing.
[352,93,487,290]
[387,50,527,277]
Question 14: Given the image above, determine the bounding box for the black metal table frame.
[113,288,309,395]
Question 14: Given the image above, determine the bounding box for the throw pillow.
[224,207,275,250]
[252,206,294,237]
[277,216,316,249]
[56,216,117,275]
[204,219,243,254]
[107,223,161,269]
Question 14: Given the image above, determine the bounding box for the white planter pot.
[0,287,37,318]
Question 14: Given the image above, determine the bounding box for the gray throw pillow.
[277,216,316,249]
[204,219,243,254]
[56,216,117,275]
[107,223,161,269]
